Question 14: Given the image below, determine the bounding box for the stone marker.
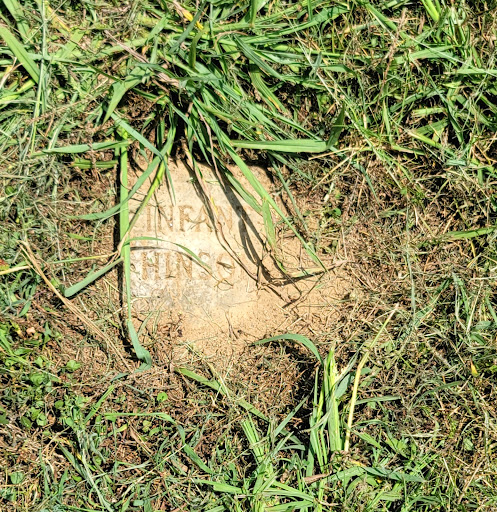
[128,160,285,339]
[127,160,354,353]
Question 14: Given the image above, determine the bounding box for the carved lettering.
[139,249,244,281]
[196,206,213,232]
[142,252,160,280]
[163,251,173,278]
[146,204,236,235]
[129,162,265,319]
[146,205,174,232]
[198,251,211,280]
[146,206,152,231]
[176,252,193,278]
[159,205,173,231]
[179,206,194,232]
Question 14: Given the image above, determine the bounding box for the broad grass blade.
[63,258,123,298]
[255,334,323,365]
[0,26,40,83]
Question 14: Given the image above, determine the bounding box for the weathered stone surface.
[128,160,274,330]
[127,159,353,354]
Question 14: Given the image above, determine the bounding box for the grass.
[1,0,497,510]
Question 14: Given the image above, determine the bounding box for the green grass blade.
[84,385,115,424]
[195,480,244,494]
[0,25,40,83]
[104,80,141,124]
[254,334,323,365]
[119,137,152,369]
[102,411,175,422]
[230,138,327,153]
[122,116,177,247]
[363,466,425,483]
[42,140,130,154]
[111,113,168,169]
[225,145,323,267]
[235,36,284,81]
[421,0,441,22]
[440,226,497,241]
[74,149,164,221]
[71,159,118,169]
[249,65,286,113]
[62,257,123,298]
[262,199,276,250]
[326,105,345,148]
[1,0,29,39]
[177,367,270,422]
[324,350,342,451]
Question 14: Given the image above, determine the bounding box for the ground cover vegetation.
[1,0,497,510]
